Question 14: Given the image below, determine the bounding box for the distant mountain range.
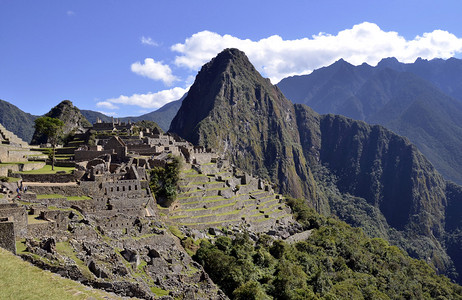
[3,56,462,188]
[80,96,184,132]
[0,96,184,143]
[277,57,462,185]
[170,48,462,283]
[0,99,37,143]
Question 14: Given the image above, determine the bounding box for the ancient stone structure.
[0,218,16,254]
[92,118,134,133]
[0,127,298,299]
[0,123,28,147]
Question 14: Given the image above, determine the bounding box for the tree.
[149,155,181,206]
[34,116,64,170]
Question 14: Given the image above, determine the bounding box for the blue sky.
[1,1,462,117]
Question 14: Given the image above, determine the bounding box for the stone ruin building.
[0,120,298,299]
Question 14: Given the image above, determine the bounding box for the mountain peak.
[170,49,313,198]
[376,57,404,71]
[169,48,269,144]
[215,48,247,61]
[31,100,91,145]
[333,58,352,66]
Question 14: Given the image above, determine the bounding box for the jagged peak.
[169,48,280,140]
[377,57,400,65]
[414,57,428,63]
[332,58,352,66]
[199,48,258,78]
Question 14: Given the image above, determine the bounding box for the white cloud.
[131,58,178,86]
[96,101,119,110]
[119,22,462,111]
[171,22,462,83]
[102,86,188,110]
[97,111,117,117]
[140,36,158,47]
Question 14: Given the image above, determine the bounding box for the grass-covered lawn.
[27,215,49,224]
[36,194,64,199]
[0,161,40,165]
[0,176,22,183]
[0,247,122,300]
[18,164,75,174]
[67,195,91,201]
[36,194,92,201]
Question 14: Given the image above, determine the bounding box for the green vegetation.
[149,156,181,207]
[67,195,91,201]
[150,286,170,297]
[34,116,65,170]
[55,241,93,280]
[18,164,74,174]
[133,120,163,135]
[27,215,48,224]
[193,198,462,299]
[0,99,37,143]
[35,194,91,201]
[0,248,120,300]
[168,225,185,239]
[36,194,64,199]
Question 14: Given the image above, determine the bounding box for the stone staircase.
[0,123,28,147]
[162,163,294,232]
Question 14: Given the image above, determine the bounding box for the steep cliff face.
[278,59,462,185]
[170,48,316,199]
[317,114,446,235]
[169,49,462,282]
[31,100,91,145]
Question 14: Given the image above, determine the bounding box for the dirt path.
[21,182,78,186]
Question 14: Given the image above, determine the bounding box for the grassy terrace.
[178,187,228,195]
[0,161,41,165]
[171,201,238,213]
[27,214,49,224]
[36,194,91,201]
[0,176,21,182]
[18,165,75,174]
[180,195,230,204]
[175,219,242,227]
[2,246,121,300]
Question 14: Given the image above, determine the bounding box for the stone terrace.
[161,161,294,232]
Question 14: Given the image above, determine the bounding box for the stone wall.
[102,180,143,198]
[94,213,136,233]
[0,220,16,254]
[0,203,27,236]
[26,221,55,238]
[40,210,70,230]
[0,145,32,163]
[20,173,76,183]
[108,197,151,216]
[0,161,45,176]
[26,185,85,197]
[75,149,114,162]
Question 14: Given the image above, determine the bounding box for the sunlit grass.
[0,247,123,300]
[18,165,75,174]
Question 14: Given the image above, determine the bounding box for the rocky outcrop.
[31,100,91,145]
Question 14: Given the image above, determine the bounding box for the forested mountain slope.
[170,48,462,283]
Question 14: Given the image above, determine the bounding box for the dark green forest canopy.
[194,199,462,299]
